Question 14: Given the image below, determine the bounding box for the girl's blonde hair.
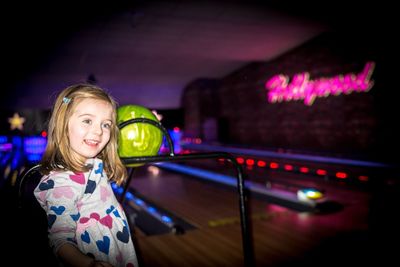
[40,83,127,185]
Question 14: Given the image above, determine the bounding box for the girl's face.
[68,98,113,161]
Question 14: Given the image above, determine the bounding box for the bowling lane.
[127,165,373,267]
[154,156,373,215]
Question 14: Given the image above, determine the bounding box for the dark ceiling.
[1,1,395,110]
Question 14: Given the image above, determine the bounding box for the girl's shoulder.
[46,169,74,179]
[34,170,88,203]
[41,169,88,188]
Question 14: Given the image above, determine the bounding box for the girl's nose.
[92,124,103,135]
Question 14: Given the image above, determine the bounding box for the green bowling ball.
[117,105,163,166]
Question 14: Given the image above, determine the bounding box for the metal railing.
[118,118,254,267]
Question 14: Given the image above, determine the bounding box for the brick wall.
[182,31,396,162]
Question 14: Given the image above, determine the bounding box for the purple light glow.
[265,62,375,105]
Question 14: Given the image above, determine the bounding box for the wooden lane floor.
[128,165,377,267]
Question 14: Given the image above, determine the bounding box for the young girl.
[34,84,139,267]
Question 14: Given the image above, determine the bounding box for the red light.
[270,162,279,169]
[316,169,327,176]
[246,159,255,166]
[257,160,266,167]
[284,164,293,171]
[173,127,180,132]
[299,167,309,173]
[236,157,244,164]
[41,131,47,138]
[336,172,348,179]
[358,175,369,182]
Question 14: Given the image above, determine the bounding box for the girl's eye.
[83,119,91,125]
[102,122,112,129]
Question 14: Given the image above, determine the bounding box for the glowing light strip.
[182,143,389,168]
[265,62,375,105]
[111,184,174,227]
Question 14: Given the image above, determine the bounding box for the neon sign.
[265,62,375,105]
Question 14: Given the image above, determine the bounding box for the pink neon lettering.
[265,62,375,105]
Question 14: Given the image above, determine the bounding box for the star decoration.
[8,113,26,131]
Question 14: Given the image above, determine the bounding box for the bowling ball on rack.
[117,105,163,167]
